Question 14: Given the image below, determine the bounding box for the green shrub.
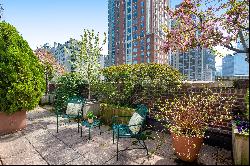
[54,72,88,113]
[95,63,183,107]
[0,22,45,114]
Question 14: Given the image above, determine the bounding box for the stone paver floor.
[0,106,233,165]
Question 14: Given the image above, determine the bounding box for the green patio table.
[81,119,102,140]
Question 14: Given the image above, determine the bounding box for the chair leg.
[78,118,80,133]
[113,130,115,144]
[56,113,59,133]
[81,125,83,137]
[116,136,119,161]
[142,139,148,155]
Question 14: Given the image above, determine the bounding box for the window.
[133,33,138,40]
[133,48,138,53]
[141,16,144,22]
[141,1,144,7]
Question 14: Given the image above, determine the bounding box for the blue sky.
[2,0,108,53]
[2,0,224,67]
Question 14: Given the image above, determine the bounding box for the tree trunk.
[45,72,48,95]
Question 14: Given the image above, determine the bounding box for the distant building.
[40,40,105,72]
[108,0,170,66]
[222,54,249,76]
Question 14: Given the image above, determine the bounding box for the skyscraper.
[108,0,170,66]
[222,54,249,76]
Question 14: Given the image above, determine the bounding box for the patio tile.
[65,156,92,165]
[141,154,177,165]
[43,147,81,165]
[0,137,33,158]
[197,144,218,165]
[1,148,47,165]
[105,154,140,165]
[34,139,67,157]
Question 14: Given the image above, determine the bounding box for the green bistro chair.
[112,104,149,161]
[56,96,86,133]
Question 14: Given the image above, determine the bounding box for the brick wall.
[136,84,248,134]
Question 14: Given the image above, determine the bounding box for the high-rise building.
[169,3,216,81]
[222,54,249,76]
[108,0,170,66]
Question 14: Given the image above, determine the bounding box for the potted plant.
[86,111,96,124]
[0,22,45,135]
[156,88,236,162]
[232,88,249,165]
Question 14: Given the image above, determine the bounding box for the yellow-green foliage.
[95,63,183,107]
[100,103,136,126]
[0,22,45,114]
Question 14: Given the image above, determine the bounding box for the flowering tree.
[34,48,65,95]
[66,29,106,101]
[162,0,249,62]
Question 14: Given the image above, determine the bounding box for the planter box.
[232,128,249,165]
[82,101,100,119]
[0,110,26,135]
[40,94,55,105]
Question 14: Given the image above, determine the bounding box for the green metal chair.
[112,104,149,161]
[56,96,86,133]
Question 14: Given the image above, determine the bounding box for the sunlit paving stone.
[0,106,237,165]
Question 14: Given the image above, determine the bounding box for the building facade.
[222,54,249,76]
[108,0,170,66]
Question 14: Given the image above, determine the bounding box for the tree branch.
[223,45,248,54]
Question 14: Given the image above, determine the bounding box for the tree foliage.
[34,48,65,94]
[0,22,45,114]
[54,72,88,113]
[66,29,106,101]
[162,0,249,62]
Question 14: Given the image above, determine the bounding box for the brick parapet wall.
[137,86,248,134]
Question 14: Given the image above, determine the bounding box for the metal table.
[81,119,102,140]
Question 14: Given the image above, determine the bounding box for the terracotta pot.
[88,118,93,124]
[0,110,26,135]
[171,132,203,162]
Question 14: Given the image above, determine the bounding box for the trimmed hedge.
[95,63,183,107]
[0,22,45,114]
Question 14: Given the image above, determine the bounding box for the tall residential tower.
[108,0,170,66]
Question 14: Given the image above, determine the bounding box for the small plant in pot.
[86,111,96,124]
[155,88,236,162]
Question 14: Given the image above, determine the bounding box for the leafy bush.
[155,88,236,137]
[54,72,88,113]
[0,22,45,114]
[95,63,183,107]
